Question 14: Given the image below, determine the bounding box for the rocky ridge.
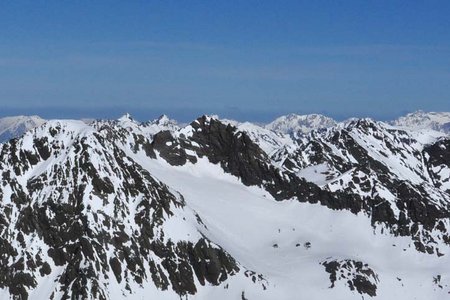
[0,112,449,299]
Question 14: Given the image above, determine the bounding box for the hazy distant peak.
[117,113,135,123]
[151,114,178,126]
[392,110,450,133]
[0,115,46,142]
[265,113,337,136]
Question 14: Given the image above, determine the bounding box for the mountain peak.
[0,115,46,142]
[392,110,450,133]
[137,114,180,136]
[344,117,378,127]
[0,111,449,299]
[157,114,170,123]
[152,114,178,126]
[265,113,337,136]
[118,113,135,122]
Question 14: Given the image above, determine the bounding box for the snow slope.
[0,113,449,299]
[129,153,450,300]
[216,117,295,156]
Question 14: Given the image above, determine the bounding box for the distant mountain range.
[0,115,46,143]
[391,110,450,133]
[2,110,449,144]
[0,111,449,299]
[265,113,338,136]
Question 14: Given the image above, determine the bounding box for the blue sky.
[1,1,450,122]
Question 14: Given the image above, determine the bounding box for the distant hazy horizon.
[1,2,449,122]
[0,105,443,124]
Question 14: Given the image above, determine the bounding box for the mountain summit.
[0,112,449,299]
[265,113,337,136]
[0,115,46,142]
[392,110,450,133]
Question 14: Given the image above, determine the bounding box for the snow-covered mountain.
[0,115,46,142]
[91,114,180,143]
[392,110,450,133]
[265,113,337,137]
[273,118,450,249]
[0,112,449,299]
[0,118,262,300]
[143,114,180,134]
[218,117,295,155]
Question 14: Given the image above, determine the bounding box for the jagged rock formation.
[0,113,449,299]
[321,259,379,297]
[272,119,450,255]
[0,120,258,299]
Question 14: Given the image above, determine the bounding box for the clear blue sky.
[1,1,449,122]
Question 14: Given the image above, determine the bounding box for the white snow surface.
[392,110,450,133]
[236,122,295,155]
[0,115,46,142]
[128,153,450,300]
[1,113,450,299]
[117,113,179,136]
[265,113,337,136]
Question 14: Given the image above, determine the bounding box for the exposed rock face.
[424,139,450,192]
[322,259,379,297]
[149,117,450,257]
[0,120,248,299]
[150,116,365,214]
[0,114,450,299]
[271,119,450,255]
